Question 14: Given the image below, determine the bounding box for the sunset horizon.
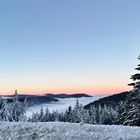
[0,0,139,96]
[1,85,131,95]
[0,1,140,138]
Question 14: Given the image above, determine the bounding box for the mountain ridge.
[84,91,130,109]
[1,93,92,107]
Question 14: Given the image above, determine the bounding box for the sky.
[0,0,140,95]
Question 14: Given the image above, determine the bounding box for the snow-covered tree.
[116,55,140,126]
[71,99,81,123]
[85,107,96,124]
[0,97,3,110]
[128,55,140,92]
[64,106,73,122]
[79,104,91,123]
[87,105,118,125]
[38,107,44,122]
[0,99,10,121]
[28,98,118,125]
[10,90,27,122]
[30,112,40,122]
[101,105,118,124]
[53,111,60,122]
[44,107,51,122]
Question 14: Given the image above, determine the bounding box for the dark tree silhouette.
[116,55,140,126]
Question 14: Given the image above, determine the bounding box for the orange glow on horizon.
[0,85,132,96]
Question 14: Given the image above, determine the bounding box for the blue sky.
[0,0,140,94]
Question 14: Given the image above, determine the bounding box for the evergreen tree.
[71,99,81,123]
[64,106,73,122]
[38,107,44,122]
[87,105,118,125]
[44,107,50,122]
[86,107,97,124]
[0,97,4,110]
[101,105,118,124]
[116,55,140,126]
[30,112,40,122]
[0,99,10,121]
[10,90,27,122]
[54,111,60,122]
[78,104,90,123]
[128,55,140,92]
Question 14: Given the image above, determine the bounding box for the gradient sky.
[0,0,140,95]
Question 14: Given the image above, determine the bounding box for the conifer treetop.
[128,55,140,92]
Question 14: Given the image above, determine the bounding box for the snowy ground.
[26,95,106,117]
[0,122,140,140]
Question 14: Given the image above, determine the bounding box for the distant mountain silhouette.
[84,91,130,109]
[2,93,92,107]
[45,93,92,98]
[4,95,58,106]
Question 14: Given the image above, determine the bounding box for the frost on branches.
[0,90,27,122]
[116,55,140,126]
[29,99,118,125]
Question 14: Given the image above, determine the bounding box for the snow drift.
[0,122,140,140]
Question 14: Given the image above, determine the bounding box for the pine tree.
[86,107,97,124]
[64,106,73,122]
[78,104,89,123]
[72,99,81,123]
[54,111,59,122]
[101,105,118,124]
[10,90,27,122]
[116,55,140,126]
[38,107,44,122]
[0,99,10,121]
[0,97,4,110]
[30,112,40,122]
[44,107,50,122]
[128,55,140,92]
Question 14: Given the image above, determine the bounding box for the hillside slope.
[84,91,130,109]
[0,122,139,140]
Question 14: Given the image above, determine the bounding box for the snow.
[0,122,140,140]
[26,95,106,117]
